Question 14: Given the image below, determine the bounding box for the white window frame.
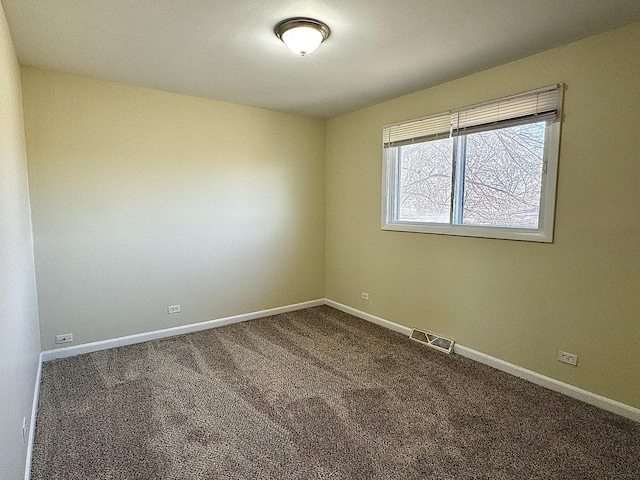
[381,86,563,243]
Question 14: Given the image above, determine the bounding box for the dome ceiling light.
[274,17,330,56]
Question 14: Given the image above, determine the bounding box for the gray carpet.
[31,306,639,479]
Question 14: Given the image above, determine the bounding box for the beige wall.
[0,2,41,478]
[22,68,325,351]
[326,23,640,408]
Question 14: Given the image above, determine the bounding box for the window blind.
[382,84,563,148]
[382,111,451,148]
[451,85,563,136]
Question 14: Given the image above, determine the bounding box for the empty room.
[1,1,639,478]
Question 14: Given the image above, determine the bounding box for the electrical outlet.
[55,333,73,344]
[558,351,578,366]
[361,292,369,301]
[167,304,181,314]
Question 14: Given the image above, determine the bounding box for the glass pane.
[462,122,545,228]
[397,138,453,223]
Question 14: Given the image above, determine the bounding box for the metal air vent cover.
[409,328,454,354]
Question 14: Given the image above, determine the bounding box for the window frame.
[381,87,563,243]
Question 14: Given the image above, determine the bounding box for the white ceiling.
[4,1,640,118]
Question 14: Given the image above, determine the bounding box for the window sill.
[381,221,553,243]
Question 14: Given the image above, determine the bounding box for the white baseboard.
[325,299,640,423]
[23,296,639,479]
[35,297,639,423]
[24,353,43,480]
[41,299,324,361]
[324,299,413,336]
[454,345,640,422]
[30,299,320,478]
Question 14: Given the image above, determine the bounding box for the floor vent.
[409,328,454,354]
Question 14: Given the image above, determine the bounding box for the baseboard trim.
[24,353,43,480]
[324,299,413,336]
[324,299,640,423]
[41,299,324,361]
[453,345,640,422]
[35,297,639,422]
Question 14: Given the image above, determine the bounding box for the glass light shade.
[275,18,330,56]
[281,26,324,56]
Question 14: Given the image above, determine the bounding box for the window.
[382,85,563,242]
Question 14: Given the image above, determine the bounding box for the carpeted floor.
[31,306,639,479]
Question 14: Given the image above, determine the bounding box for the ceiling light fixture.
[275,17,330,56]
